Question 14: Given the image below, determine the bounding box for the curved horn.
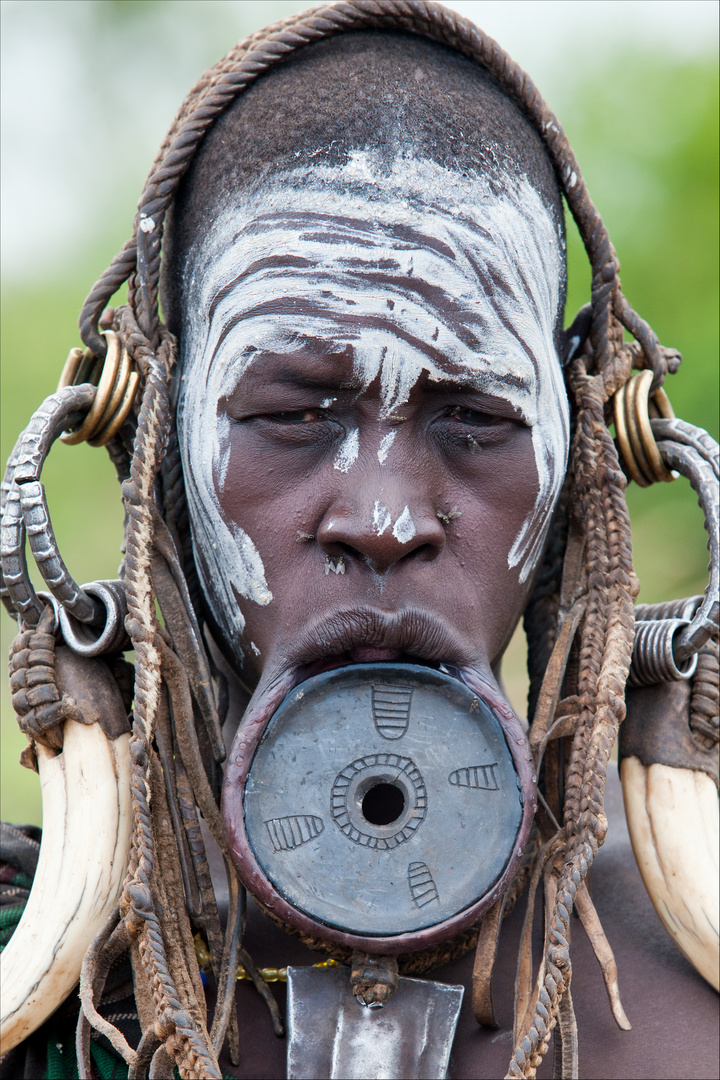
[0,719,132,1053]
[621,755,719,991]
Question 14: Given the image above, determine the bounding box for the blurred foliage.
[1,37,717,824]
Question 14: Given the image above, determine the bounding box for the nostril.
[397,542,439,564]
[322,540,362,561]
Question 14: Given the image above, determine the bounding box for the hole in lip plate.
[361,781,406,826]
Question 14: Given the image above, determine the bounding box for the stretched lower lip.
[302,649,422,680]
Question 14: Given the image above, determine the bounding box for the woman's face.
[176,154,569,695]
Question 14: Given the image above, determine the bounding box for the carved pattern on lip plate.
[449,763,500,790]
[265,814,324,852]
[331,753,427,849]
[371,684,413,739]
[408,861,440,907]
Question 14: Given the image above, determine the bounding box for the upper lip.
[285,605,474,672]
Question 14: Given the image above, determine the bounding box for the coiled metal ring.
[626,409,719,680]
[58,330,139,447]
[614,369,676,487]
[58,580,129,656]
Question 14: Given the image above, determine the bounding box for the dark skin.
[214,340,540,697]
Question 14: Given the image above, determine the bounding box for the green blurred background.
[2,0,718,825]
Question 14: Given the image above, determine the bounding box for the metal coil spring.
[629,618,699,687]
[634,595,702,625]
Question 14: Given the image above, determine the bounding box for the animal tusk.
[0,719,132,1053]
[620,755,719,991]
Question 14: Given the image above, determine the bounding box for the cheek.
[216,440,315,538]
[454,429,540,550]
[214,438,328,627]
[450,433,539,644]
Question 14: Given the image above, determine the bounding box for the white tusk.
[621,755,719,991]
[0,719,132,1054]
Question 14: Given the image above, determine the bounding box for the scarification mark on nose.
[392,506,417,544]
[373,501,392,536]
[377,430,396,465]
[334,427,359,472]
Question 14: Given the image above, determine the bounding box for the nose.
[316,480,446,574]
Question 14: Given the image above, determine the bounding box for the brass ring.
[613,371,677,486]
[626,373,657,485]
[89,370,140,447]
[89,346,131,439]
[648,385,675,421]
[57,347,86,390]
[632,370,675,483]
[614,381,649,487]
[61,331,122,445]
[57,345,102,391]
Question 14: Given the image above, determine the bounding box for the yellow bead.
[193,934,212,970]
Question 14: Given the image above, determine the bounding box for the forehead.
[181,153,564,422]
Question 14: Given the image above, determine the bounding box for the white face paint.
[177,150,569,655]
[372,501,418,545]
[377,430,396,465]
[392,506,417,545]
[334,428,359,472]
[373,501,392,537]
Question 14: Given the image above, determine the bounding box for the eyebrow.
[255,365,358,392]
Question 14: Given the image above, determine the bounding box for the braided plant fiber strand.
[63,3,672,1077]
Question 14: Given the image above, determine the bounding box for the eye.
[447,405,504,427]
[266,408,327,423]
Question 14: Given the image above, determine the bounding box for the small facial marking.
[392,506,417,544]
[377,430,397,465]
[334,428,359,473]
[373,501,392,536]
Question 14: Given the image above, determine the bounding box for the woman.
[1,4,717,1078]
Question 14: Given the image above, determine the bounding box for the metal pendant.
[286,964,464,1080]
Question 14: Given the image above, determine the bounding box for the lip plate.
[223,663,537,953]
